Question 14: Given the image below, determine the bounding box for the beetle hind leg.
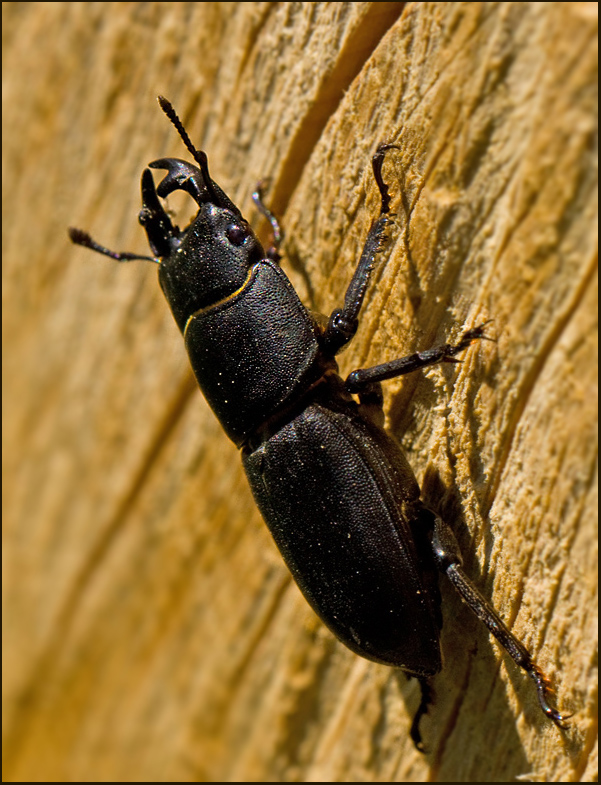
[410,677,433,752]
[429,512,570,728]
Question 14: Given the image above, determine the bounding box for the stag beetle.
[69,96,568,748]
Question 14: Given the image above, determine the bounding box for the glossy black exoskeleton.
[69,96,568,748]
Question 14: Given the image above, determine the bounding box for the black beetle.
[69,96,568,748]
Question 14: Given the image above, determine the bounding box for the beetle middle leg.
[344,320,494,394]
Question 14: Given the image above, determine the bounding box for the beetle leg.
[252,180,284,264]
[410,677,432,752]
[355,380,385,428]
[321,144,399,355]
[321,215,392,355]
[430,513,571,728]
[344,321,493,393]
[356,380,384,409]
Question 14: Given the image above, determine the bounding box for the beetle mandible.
[69,96,569,748]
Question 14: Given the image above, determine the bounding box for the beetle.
[69,96,569,748]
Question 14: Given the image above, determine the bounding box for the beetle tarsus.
[410,678,432,753]
[528,664,572,727]
[373,143,401,214]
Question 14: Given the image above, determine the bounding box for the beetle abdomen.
[243,401,442,674]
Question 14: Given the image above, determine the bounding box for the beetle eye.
[226,224,248,246]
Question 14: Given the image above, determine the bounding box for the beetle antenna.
[157,95,220,205]
[68,227,158,263]
[157,95,201,164]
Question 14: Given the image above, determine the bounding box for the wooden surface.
[3,2,597,781]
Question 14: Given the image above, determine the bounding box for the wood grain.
[3,3,597,781]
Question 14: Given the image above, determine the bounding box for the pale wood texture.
[3,2,597,781]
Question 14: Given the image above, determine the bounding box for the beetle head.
[138,158,265,333]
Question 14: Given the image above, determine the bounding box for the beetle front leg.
[252,180,284,264]
[345,321,493,394]
[321,144,398,356]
